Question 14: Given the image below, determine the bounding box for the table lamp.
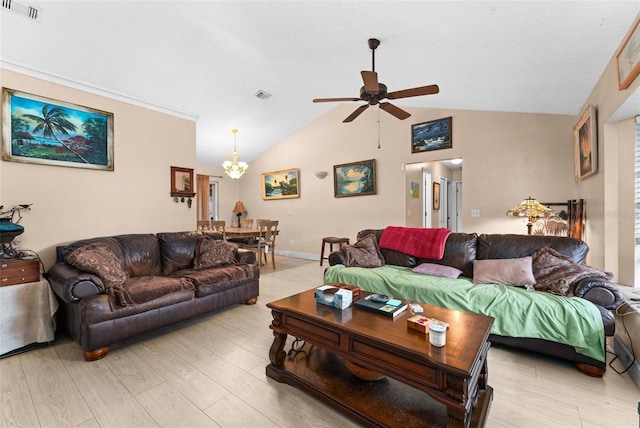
[232,201,247,227]
[506,197,553,235]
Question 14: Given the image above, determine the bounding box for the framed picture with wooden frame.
[433,182,441,210]
[261,167,300,200]
[615,14,640,90]
[333,159,376,198]
[411,116,452,153]
[2,88,114,171]
[573,105,597,181]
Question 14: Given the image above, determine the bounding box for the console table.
[0,278,58,356]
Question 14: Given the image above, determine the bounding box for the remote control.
[409,303,423,314]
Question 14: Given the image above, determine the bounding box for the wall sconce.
[315,171,328,179]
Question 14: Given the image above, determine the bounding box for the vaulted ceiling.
[1,1,638,165]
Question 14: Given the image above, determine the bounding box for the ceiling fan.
[313,38,440,123]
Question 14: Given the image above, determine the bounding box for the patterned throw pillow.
[342,234,385,268]
[472,257,536,286]
[65,242,128,289]
[194,238,238,269]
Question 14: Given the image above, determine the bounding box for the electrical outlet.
[471,209,480,217]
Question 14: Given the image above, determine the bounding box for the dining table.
[224,227,273,239]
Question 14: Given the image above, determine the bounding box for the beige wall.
[0,70,197,268]
[576,42,640,285]
[238,103,578,264]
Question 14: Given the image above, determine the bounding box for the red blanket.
[378,226,451,260]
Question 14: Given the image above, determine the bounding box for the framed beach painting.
[261,167,300,200]
[574,105,597,181]
[615,14,640,90]
[333,159,376,198]
[411,116,452,153]
[2,88,114,170]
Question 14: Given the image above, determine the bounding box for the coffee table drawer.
[284,315,341,348]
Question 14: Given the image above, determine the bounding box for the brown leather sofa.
[47,231,259,361]
[328,229,623,376]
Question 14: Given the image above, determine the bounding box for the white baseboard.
[613,335,640,390]
[274,250,319,261]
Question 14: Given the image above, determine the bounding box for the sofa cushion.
[416,233,478,278]
[177,264,258,297]
[343,234,385,268]
[122,275,195,305]
[65,242,128,291]
[477,234,589,264]
[158,231,203,275]
[114,234,162,277]
[194,238,238,269]
[472,257,536,286]
[412,263,462,279]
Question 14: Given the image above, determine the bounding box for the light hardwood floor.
[1,256,638,428]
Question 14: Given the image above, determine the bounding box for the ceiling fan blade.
[386,84,440,100]
[343,105,369,123]
[361,71,379,93]
[379,102,411,120]
[313,97,361,103]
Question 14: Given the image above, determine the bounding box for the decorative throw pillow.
[194,237,237,269]
[342,234,385,268]
[65,242,128,290]
[412,263,462,279]
[532,247,612,297]
[472,257,536,286]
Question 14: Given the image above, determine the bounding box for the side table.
[0,278,59,357]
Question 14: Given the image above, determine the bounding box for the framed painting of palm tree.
[261,167,300,200]
[2,88,114,171]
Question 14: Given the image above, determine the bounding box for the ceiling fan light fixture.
[222,129,248,179]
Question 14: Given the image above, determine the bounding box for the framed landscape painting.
[574,105,597,181]
[2,88,114,170]
[411,116,452,153]
[333,159,376,198]
[261,167,300,200]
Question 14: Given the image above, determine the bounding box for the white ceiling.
[1,1,638,166]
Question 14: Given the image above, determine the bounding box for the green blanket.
[324,264,605,362]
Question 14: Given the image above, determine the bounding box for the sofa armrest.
[46,263,105,304]
[573,278,623,310]
[328,250,346,266]
[236,248,256,265]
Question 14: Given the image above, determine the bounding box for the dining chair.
[210,220,226,240]
[197,220,211,231]
[244,220,278,269]
[240,218,254,229]
[255,219,270,228]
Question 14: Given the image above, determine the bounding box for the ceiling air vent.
[1,0,41,21]
[254,90,272,101]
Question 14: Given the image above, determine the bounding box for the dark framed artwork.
[411,116,452,153]
[333,159,376,198]
[433,182,441,210]
[615,14,640,90]
[2,88,114,171]
[574,105,597,180]
[261,167,300,200]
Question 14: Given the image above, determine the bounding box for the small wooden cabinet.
[0,259,40,286]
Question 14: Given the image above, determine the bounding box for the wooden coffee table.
[266,289,494,428]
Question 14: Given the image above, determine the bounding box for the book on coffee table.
[353,295,408,318]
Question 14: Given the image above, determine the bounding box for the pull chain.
[377,107,381,149]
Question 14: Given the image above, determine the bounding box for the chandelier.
[222,129,248,179]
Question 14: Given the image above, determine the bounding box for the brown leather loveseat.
[47,231,259,361]
[327,229,622,376]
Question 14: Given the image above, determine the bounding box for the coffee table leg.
[268,310,287,367]
[446,407,470,428]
